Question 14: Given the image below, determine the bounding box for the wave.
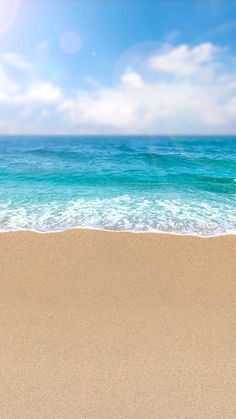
[0,136,235,236]
[0,195,235,236]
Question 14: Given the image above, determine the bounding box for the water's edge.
[0,226,235,238]
[1,136,235,236]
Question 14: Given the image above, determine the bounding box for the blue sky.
[0,0,236,134]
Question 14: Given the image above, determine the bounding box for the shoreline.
[0,226,235,238]
[0,229,235,418]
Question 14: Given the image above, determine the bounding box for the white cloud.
[0,78,62,107]
[0,52,62,106]
[0,56,63,132]
[57,42,236,134]
[0,53,32,71]
[149,43,218,77]
[0,42,236,134]
[0,53,62,106]
[0,63,18,95]
[121,71,143,87]
[22,81,62,104]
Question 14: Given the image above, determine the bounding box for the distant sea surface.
[0,136,235,236]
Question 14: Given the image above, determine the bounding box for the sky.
[0,0,236,134]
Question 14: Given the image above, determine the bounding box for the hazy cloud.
[149,43,218,77]
[0,42,236,134]
[58,42,236,134]
[0,52,32,71]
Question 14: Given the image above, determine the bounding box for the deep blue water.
[0,135,235,235]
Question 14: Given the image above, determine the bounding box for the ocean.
[0,135,235,236]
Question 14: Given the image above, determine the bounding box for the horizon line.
[0,134,236,137]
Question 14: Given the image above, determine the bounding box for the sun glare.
[0,0,19,34]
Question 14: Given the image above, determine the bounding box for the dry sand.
[0,230,235,418]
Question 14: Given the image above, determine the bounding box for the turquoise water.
[0,136,235,236]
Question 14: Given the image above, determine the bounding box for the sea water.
[0,135,235,236]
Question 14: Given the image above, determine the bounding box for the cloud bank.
[0,42,236,134]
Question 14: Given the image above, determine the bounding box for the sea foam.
[0,135,235,236]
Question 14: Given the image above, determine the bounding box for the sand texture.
[0,230,235,418]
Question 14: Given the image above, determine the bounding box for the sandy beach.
[0,230,235,418]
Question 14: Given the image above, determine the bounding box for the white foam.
[0,194,235,236]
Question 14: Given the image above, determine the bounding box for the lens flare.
[59,31,82,54]
[0,0,19,35]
